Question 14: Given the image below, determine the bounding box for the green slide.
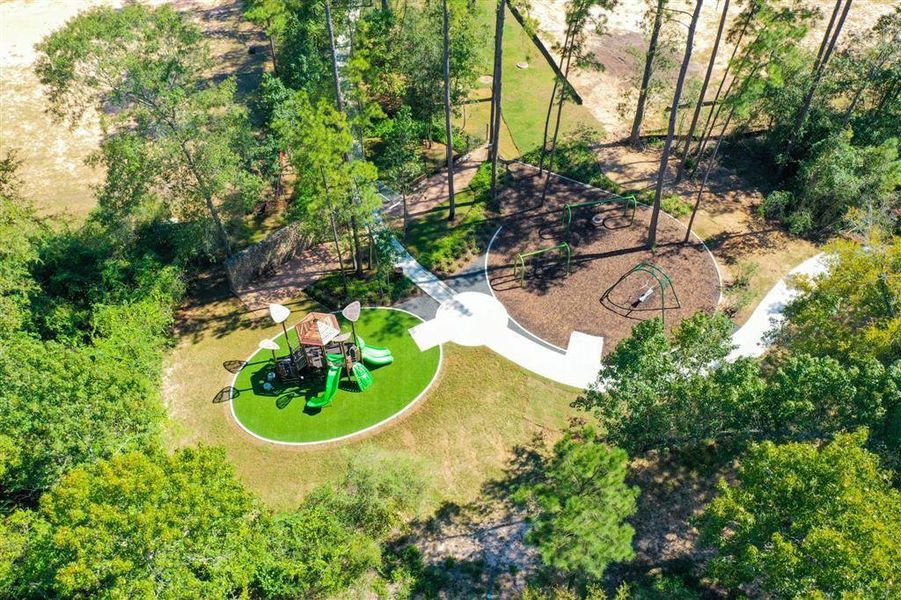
[306,365,341,409]
[357,336,394,366]
[352,362,374,391]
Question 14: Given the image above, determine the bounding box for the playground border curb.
[484,224,569,354]
[482,175,725,351]
[227,306,443,447]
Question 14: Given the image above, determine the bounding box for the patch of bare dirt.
[526,0,895,140]
[0,0,269,219]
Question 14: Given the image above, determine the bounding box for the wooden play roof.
[294,312,341,346]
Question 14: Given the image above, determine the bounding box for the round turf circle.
[231,308,440,444]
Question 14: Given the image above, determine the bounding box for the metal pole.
[349,321,359,349]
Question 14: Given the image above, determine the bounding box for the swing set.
[512,242,572,287]
[600,262,681,324]
[561,195,637,236]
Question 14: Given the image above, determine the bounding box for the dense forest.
[1,0,898,597]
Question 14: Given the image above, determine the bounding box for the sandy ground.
[526,0,897,139]
[0,0,267,219]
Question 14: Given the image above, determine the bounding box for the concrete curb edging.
[228,306,443,447]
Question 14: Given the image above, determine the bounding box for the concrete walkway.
[390,237,456,303]
[409,292,604,389]
[728,252,828,361]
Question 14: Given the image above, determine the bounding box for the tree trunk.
[814,0,843,73]
[490,0,505,207]
[782,0,852,168]
[675,0,729,182]
[648,0,703,248]
[206,194,232,258]
[402,190,408,239]
[325,0,364,274]
[540,35,575,203]
[325,0,344,112]
[842,50,894,128]
[443,0,456,221]
[488,0,502,147]
[689,7,756,170]
[350,220,364,274]
[875,76,898,113]
[267,20,279,75]
[628,0,667,148]
[684,107,734,243]
[539,27,573,173]
[322,169,349,296]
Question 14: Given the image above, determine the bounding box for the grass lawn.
[402,187,495,275]
[455,1,605,158]
[163,286,580,510]
[231,308,440,443]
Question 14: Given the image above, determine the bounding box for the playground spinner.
[562,195,637,236]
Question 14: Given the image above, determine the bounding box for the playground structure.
[561,195,637,236]
[512,242,572,287]
[600,262,681,324]
[271,309,395,409]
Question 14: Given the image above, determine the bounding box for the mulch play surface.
[486,163,721,352]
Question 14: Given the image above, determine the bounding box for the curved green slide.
[306,365,341,409]
[357,336,394,366]
[352,362,374,391]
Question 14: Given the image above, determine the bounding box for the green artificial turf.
[231,308,440,443]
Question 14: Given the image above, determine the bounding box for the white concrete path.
[390,237,456,303]
[406,253,830,390]
[728,252,828,361]
[409,292,604,388]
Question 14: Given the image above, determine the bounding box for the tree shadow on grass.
[385,434,551,597]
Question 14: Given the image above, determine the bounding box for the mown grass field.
[454,0,605,158]
[163,288,581,510]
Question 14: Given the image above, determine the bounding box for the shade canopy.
[258,339,280,351]
[295,312,341,347]
[342,300,362,323]
[268,303,291,324]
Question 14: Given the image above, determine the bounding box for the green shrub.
[520,129,622,194]
[660,194,693,217]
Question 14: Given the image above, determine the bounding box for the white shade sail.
[342,300,362,323]
[268,303,291,324]
[258,339,280,351]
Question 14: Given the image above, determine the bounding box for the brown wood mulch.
[487,163,721,352]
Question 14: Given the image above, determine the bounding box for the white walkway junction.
[404,253,829,390]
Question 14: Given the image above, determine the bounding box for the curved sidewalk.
[402,250,829,390]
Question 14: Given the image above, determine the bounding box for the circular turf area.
[486,163,721,352]
[231,308,440,444]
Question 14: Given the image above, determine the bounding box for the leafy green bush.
[404,165,497,275]
[763,133,900,237]
[660,194,693,217]
[520,129,622,194]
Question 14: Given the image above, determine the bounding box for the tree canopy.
[698,430,901,598]
[514,426,638,583]
[35,5,262,258]
[771,238,901,365]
